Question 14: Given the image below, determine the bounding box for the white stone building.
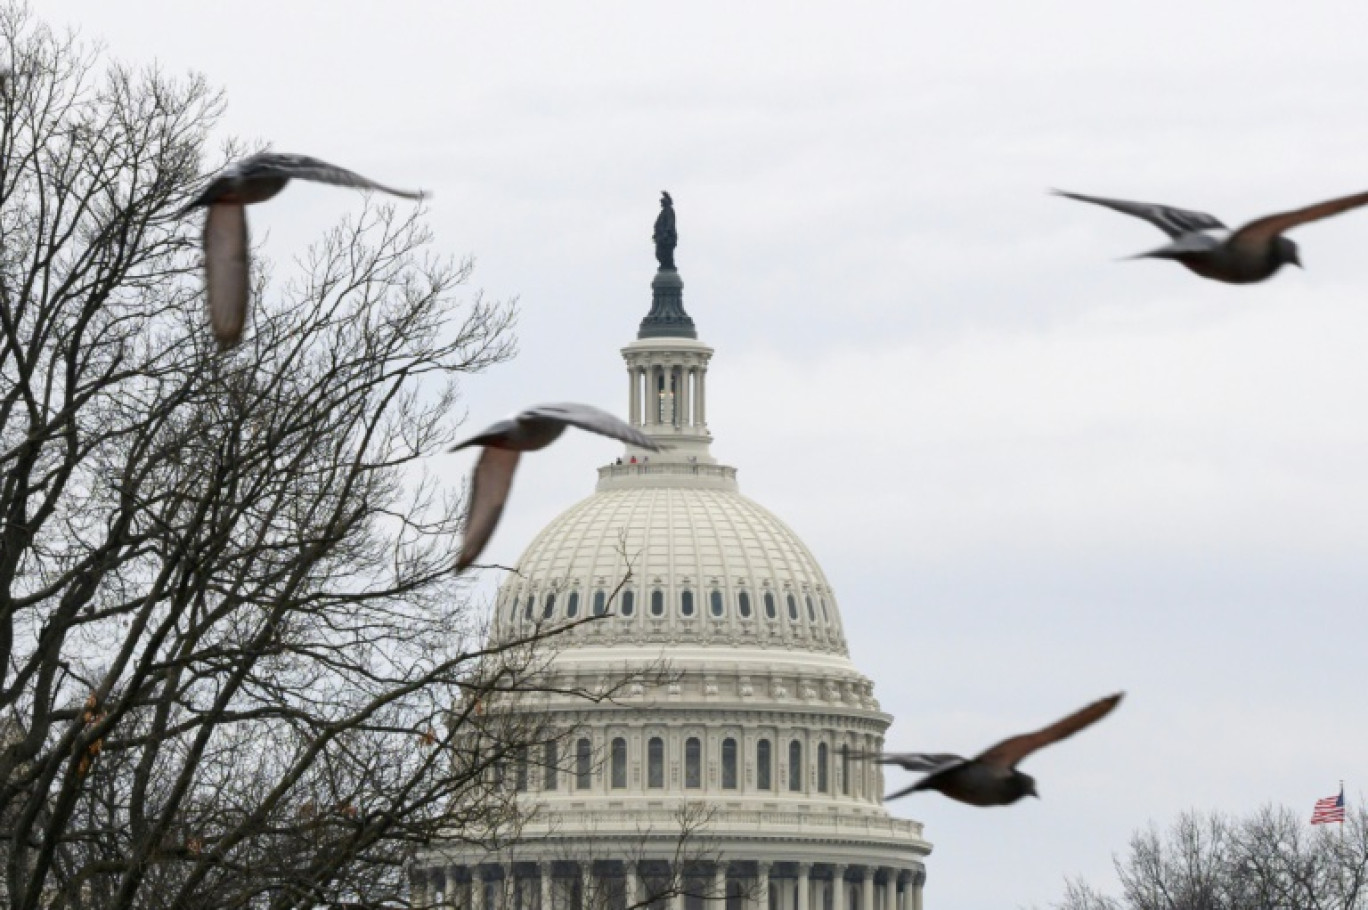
[414,212,931,910]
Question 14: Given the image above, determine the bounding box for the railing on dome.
[597,462,737,481]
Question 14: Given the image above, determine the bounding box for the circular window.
[738,591,752,618]
[710,590,724,617]
[650,590,664,617]
[786,594,798,620]
[680,589,694,617]
[622,589,635,616]
[763,592,777,619]
[566,592,580,618]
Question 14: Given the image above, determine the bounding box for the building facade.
[414,205,930,910]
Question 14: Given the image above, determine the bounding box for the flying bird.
[183,152,426,349]
[450,403,663,571]
[863,692,1123,807]
[1054,188,1368,284]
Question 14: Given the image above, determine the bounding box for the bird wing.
[851,752,967,774]
[239,152,427,200]
[456,447,522,571]
[974,692,1124,769]
[1229,189,1368,248]
[1053,190,1225,238]
[1128,231,1225,259]
[204,203,250,349]
[519,403,664,452]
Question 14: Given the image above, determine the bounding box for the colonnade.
[413,861,925,910]
[627,362,707,430]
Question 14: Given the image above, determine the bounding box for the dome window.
[650,590,664,617]
[685,737,702,789]
[786,594,799,621]
[514,745,529,792]
[566,592,580,618]
[737,591,752,618]
[763,592,777,620]
[524,596,535,621]
[721,737,738,789]
[840,744,850,796]
[647,737,664,788]
[543,593,556,620]
[820,597,830,621]
[709,590,724,618]
[680,589,694,617]
[610,737,627,789]
[575,738,592,791]
[544,741,558,791]
[788,740,803,791]
[621,589,635,616]
[817,743,829,793]
[805,595,816,622]
[593,590,608,616]
[756,739,772,790]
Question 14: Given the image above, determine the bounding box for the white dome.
[494,470,849,658]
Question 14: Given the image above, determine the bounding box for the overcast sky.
[26,1,1368,907]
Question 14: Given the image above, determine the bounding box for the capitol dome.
[415,196,930,910]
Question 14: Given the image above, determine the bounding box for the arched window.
[820,598,830,621]
[543,593,556,620]
[544,741,558,791]
[524,595,535,620]
[610,737,627,789]
[786,594,799,620]
[680,589,694,617]
[840,744,850,796]
[566,592,579,618]
[756,739,772,790]
[621,589,635,616]
[764,592,777,619]
[575,738,592,790]
[710,590,724,618]
[738,591,752,618]
[685,737,701,789]
[590,590,604,616]
[805,595,816,621]
[817,743,829,793]
[788,740,803,791]
[648,737,664,789]
[515,745,529,791]
[721,738,738,789]
[650,590,664,617]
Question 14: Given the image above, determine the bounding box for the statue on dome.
[653,191,677,270]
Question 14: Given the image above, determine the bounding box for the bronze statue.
[653,191,677,270]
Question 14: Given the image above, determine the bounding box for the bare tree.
[1049,803,1368,910]
[0,5,642,908]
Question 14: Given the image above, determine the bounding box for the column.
[670,863,685,910]
[912,872,925,910]
[473,868,486,910]
[830,866,847,910]
[755,862,771,910]
[541,863,553,910]
[629,368,639,427]
[625,862,640,909]
[581,862,593,910]
[696,368,707,427]
[860,868,874,910]
[713,863,727,910]
[796,864,810,910]
[881,871,895,910]
[679,366,691,429]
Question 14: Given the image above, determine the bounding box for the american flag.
[1311,785,1346,825]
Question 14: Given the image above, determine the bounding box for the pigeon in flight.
[450,403,663,571]
[183,152,426,349]
[1055,188,1368,284]
[864,692,1123,806]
